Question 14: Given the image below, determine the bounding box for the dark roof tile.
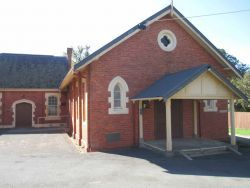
[0,53,68,88]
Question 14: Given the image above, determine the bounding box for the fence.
[229,112,250,129]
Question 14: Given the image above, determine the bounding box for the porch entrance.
[155,100,183,139]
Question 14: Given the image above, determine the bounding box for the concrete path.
[0,128,250,188]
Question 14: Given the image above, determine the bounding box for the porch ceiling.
[132,64,247,101]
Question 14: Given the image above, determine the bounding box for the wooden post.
[139,101,144,145]
[229,99,236,146]
[193,100,198,137]
[166,99,172,152]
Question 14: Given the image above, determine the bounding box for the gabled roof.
[73,6,242,77]
[132,64,247,101]
[0,53,68,89]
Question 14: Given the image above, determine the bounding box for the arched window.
[114,84,121,108]
[48,96,58,116]
[108,76,129,114]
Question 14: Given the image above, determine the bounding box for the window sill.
[45,116,61,121]
[108,108,129,115]
[203,108,218,112]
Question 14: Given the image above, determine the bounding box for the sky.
[0,0,249,65]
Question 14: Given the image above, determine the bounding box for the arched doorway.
[15,102,32,128]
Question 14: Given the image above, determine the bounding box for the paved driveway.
[0,128,250,188]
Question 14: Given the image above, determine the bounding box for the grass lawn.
[229,128,250,136]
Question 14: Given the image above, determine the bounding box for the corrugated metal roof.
[0,53,68,88]
[132,64,247,101]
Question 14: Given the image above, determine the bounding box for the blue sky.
[0,0,249,65]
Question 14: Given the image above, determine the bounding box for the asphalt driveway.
[0,128,250,188]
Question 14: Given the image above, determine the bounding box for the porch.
[143,138,242,160]
[132,65,247,157]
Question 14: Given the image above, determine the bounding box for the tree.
[231,72,250,111]
[72,45,90,64]
[219,49,249,111]
[219,49,249,75]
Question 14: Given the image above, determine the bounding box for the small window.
[48,96,58,116]
[203,100,217,112]
[157,30,177,52]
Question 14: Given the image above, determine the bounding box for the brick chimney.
[67,47,73,69]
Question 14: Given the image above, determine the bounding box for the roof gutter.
[59,68,74,89]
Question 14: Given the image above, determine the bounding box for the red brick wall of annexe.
[0,91,68,127]
[69,15,232,151]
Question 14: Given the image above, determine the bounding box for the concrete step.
[142,142,166,154]
[178,146,230,160]
[178,146,242,160]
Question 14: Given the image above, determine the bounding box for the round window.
[157,30,177,52]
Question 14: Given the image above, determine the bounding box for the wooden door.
[15,103,32,128]
[171,100,183,138]
[154,101,166,139]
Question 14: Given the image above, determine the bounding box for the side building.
[0,53,69,128]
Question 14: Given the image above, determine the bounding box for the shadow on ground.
[0,127,67,135]
[102,145,250,178]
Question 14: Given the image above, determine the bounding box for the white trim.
[203,99,218,112]
[45,93,61,118]
[139,101,144,145]
[0,125,15,129]
[44,116,61,121]
[12,99,36,127]
[157,30,177,52]
[33,123,66,128]
[108,76,129,114]
[166,99,172,152]
[0,88,59,91]
[81,78,88,147]
[208,69,242,99]
[229,99,236,145]
[81,78,88,125]
[131,97,163,101]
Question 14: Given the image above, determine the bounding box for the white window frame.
[45,93,61,120]
[108,76,129,114]
[157,30,177,52]
[203,100,218,112]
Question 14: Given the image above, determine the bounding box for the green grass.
[229,128,250,136]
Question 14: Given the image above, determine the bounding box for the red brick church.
[0,6,247,154]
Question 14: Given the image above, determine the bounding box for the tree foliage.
[219,49,249,111]
[73,45,90,64]
[219,49,249,75]
[231,72,250,111]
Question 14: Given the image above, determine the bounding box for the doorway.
[15,102,32,128]
[154,100,183,139]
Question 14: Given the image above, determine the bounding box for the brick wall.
[182,100,194,138]
[68,15,233,151]
[199,100,228,141]
[143,101,155,141]
[0,91,67,128]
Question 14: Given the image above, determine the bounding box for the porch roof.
[132,64,247,101]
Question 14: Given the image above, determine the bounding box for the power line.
[156,8,250,22]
